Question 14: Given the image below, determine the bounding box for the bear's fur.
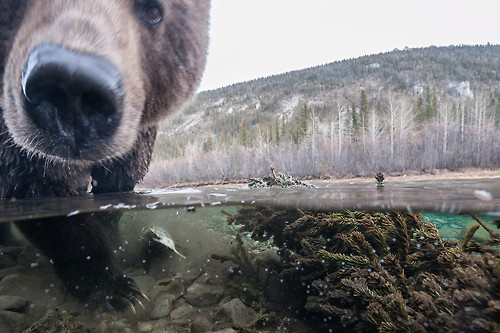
[0,0,209,310]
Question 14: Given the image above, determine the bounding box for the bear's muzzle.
[21,43,124,158]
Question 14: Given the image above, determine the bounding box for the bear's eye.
[144,5,162,24]
[137,2,163,25]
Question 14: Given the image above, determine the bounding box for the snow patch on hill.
[281,95,301,121]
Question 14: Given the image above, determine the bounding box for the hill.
[144,45,500,186]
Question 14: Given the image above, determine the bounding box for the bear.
[0,0,209,311]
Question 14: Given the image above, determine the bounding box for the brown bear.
[0,0,209,311]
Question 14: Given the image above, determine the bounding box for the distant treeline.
[142,45,500,186]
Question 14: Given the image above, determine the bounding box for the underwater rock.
[186,283,224,307]
[0,295,28,312]
[0,266,20,280]
[149,276,185,301]
[212,329,237,333]
[96,319,132,333]
[16,246,41,268]
[168,319,192,332]
[136,320,156,332]
[0,272,63,306]
[169,304,197,321]
[0,274,30,296]
[0,310,28,332]
[219,298,256,328]
[108,320,133,333]
[150,318,169,332]
[150,293,175,319]
[190,316,213,333]
[0,254,15,269]
[0,246,24,258]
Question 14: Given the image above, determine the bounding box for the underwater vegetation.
[24,308,82,333]
[226,207,500,332]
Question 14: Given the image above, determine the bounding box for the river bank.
[140,168,500,189]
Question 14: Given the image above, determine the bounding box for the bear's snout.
[2,0,209,164]
[21,44,124,157]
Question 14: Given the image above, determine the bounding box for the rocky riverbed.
[0,243,261,332]
[0,207,311,333]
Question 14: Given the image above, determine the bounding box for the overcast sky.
[198,0,500,91]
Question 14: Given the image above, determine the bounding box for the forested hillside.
[143,44,500,185]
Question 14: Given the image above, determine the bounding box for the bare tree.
[387,93,396,160]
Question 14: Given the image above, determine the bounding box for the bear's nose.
[21,44,124,155]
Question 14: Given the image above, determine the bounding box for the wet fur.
[0,0,209,308]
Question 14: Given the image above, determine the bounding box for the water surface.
[1,178,498,222]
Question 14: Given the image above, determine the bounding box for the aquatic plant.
[227,206,304,243]
[227,207,500,332]
[24,308,83,333]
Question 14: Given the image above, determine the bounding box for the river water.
[0,178,499,332]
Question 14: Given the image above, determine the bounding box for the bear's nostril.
[81,90,117,118]
[22,43,124,147]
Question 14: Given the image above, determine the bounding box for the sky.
[198,0,500,91]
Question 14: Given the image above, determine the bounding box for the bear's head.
[1,0,209,163]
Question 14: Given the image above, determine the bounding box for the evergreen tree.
[415,95,424,122]
[431,86,439,117]
[351,101,359,136]
[298,103,309,141]
[203,137,214,152]
[360,89,368,122]
[238,119,251,147]
[489,89,500,125]
[423,85,438,120]
[290,123,299,144]
[272,117,280,145]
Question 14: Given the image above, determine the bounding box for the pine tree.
[360,89,368,122]
[281,117,286,142]
[423,85,438,120]
[273,117,280,145]
[489,89,500,125]
[351,101,359,137]
[415,95,424,122]
[202,137,214,152]
[298,103,309,141]
[290,123,299,144]
[239,119,251,147]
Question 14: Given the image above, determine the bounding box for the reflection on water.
[0,179,498,332]
[1,179,499,223]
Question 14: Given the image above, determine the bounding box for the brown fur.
[0,0,210,310]
[1,0,209,196]
[2,0,208,166]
